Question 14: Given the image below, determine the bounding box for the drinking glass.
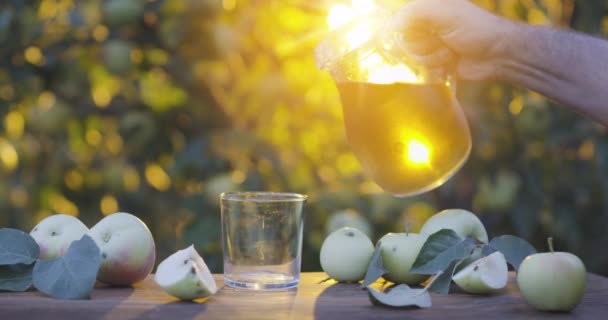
[221,192,306,290]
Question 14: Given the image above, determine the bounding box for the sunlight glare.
[406,139,431,165]
[327,4,355,30]
[327,0,419,84]
[345,23,372,51]
[360,53,383,70]
[352,0,375,13]
[359,53,418,84]
[369,64,418,84]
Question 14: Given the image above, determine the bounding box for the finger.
[456,59,497,81]
[411,47,455,68]
[390,0,455,36]
[390,0,444,31]
[400,37,444,56]
[402,28,432,42]
[428,67,448,79]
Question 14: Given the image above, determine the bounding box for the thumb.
[390,0,456,35]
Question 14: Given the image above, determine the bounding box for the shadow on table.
[313,277,590,320]
[130,300,209,320]
[313,282,371,320]
[0,284,136,319]
[91,284,138,319]
[130,285,300,320]
[313,282,428,320]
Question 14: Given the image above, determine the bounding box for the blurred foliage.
[1,0,608,275]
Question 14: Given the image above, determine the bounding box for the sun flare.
[406,139,431,165]
[326,0,418,84]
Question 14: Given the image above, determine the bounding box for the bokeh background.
[1,0,608,275]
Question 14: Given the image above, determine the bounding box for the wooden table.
[1,272,607,319]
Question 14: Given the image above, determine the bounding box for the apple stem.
[405,223,411,236]
[547,237,554,253]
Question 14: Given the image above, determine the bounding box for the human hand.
[391,0,518,80]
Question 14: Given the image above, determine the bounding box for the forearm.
[495,22,608,125]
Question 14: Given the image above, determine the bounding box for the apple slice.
[452,251,508,294]
[155,245,218,300]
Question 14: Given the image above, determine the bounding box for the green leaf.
[481,244,495,257]
[361,242,387,288]
[0,264,34,292]
[410,229,477,275]
[428,260,460,294]
[0,228,39,265]
[482,235,537,271]
[368,284,431,308]
[33,235,101,300]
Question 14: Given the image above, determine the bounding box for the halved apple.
[452,251,508,294]
[155,245,218,300]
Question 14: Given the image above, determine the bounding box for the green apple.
[155,245,217,300]
[473,171,520,211]
[452,251,508,294]
[29,101,71,133]
[103,40,133,75]
[420,209,488,271]
[30,214,89,259]
[103,0,145,27]
[326,209,373,238]
[379,232,429,285]
[204,173,239,205]
[420,209,488,243]
[320,227,374,282]
[517,238,586,312]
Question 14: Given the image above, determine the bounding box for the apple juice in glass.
[316,8,471,196]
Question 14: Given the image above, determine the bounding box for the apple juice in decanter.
[316,1,471,196]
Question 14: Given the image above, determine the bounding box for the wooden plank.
[1,272,607,319]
